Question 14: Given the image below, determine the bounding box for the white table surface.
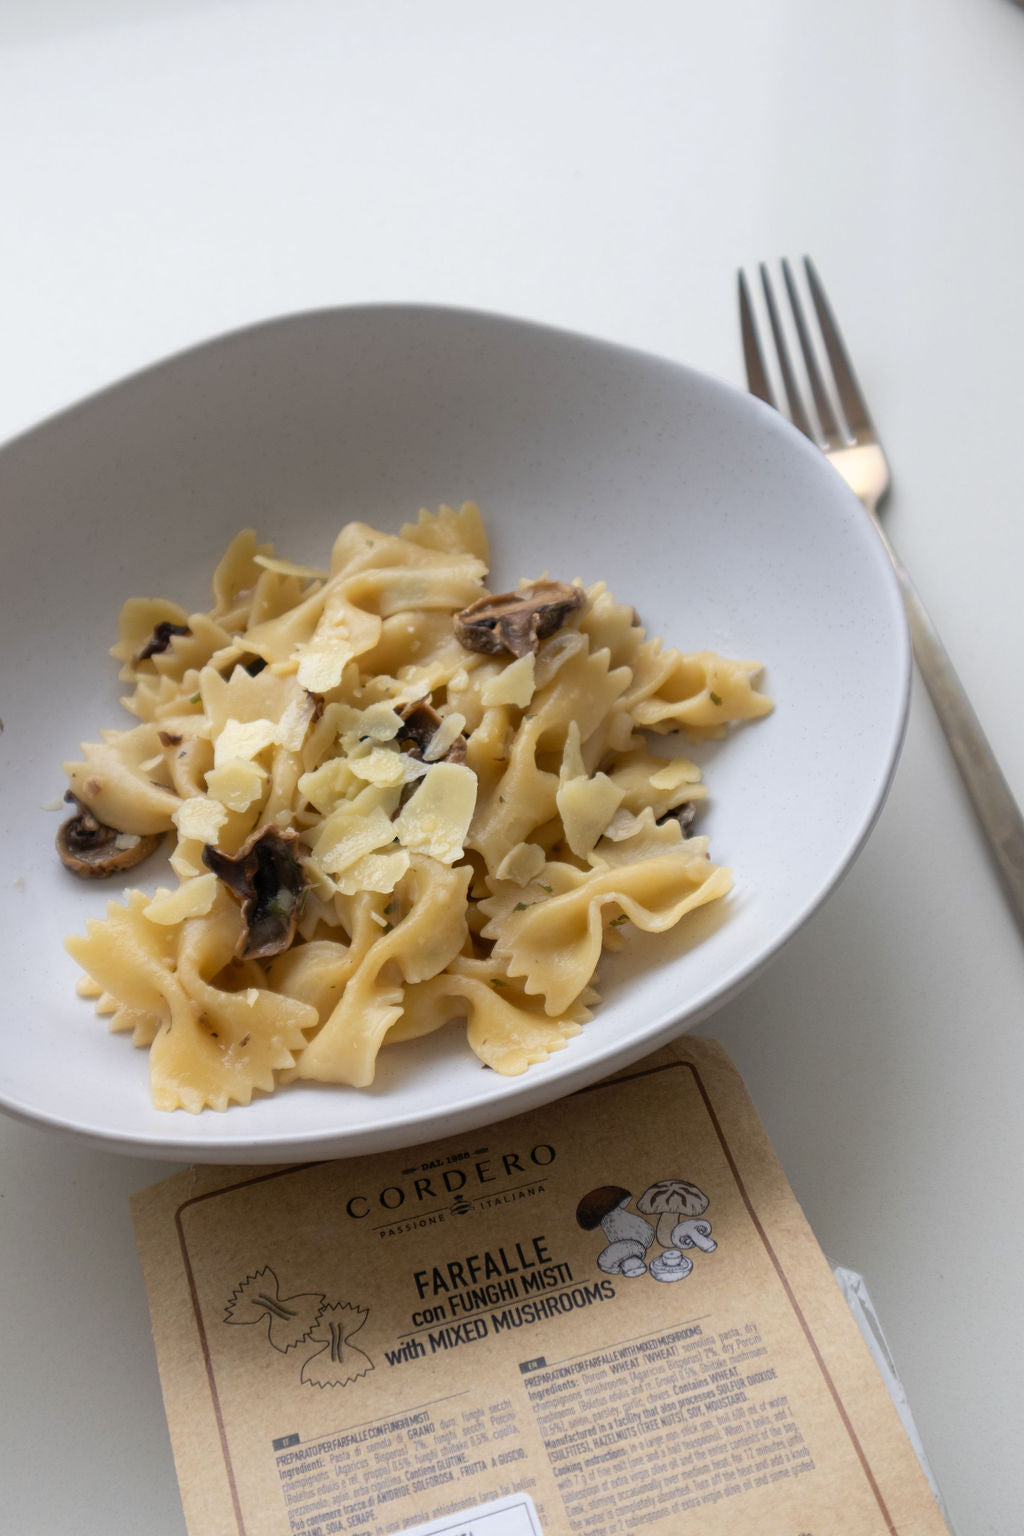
[2,2,1023,1532]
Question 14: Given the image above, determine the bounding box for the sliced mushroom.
[454,580,584,659]
[202,825,307,959]
[396,700,468,765]
[56,793,163,879]
[134,621,191,664]
[657,802,697,837]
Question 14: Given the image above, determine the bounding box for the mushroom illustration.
[670,1218,717,1254]
[649,1249,694,1283]
[636,1178,712,1249]
[575,1185,655,1277]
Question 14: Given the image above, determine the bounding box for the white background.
[2,2,1023,1532]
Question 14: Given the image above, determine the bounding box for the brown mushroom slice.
[396,700,468,765]
[202,826,307,960]
[454,580,584,659]
[656,802,697,837]
[134,621,191,664]
[635,1178,710,1248]
[56,794,163,879]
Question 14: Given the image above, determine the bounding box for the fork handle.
[874,516,1024,941]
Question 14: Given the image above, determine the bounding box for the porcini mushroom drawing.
[576,1185,655,1277]
[636,1178,715,1252]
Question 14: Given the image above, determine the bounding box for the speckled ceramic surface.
[0,305,910,1160]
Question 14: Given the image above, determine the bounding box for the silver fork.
[739,256,1024,941]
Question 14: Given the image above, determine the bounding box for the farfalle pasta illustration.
[60,501,771,1111]
[300,1303,374,1389]
[224,1267,325,1353]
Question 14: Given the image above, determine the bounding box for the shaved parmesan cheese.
[312,804,397,876]
[557,771,626,859]
[393,762,477,864]
[144,873,218,925]
[296,598,382,693]
[348,745,408,787]
[332,848,410,897]
[423,711,467,761]
[275,691,317,752]
[359,702,404,741]
[299,757,358,816]
[205,759,267,811]
[481,653,536,708]
[495,841,547,886]
[214,717,277,767]
[173,796,228,843]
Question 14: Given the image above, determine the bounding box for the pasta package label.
[58,502,774,1112]
[131,1036,951,1536]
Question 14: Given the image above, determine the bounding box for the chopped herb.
[490,976,508,988]
[499,795,505,803]
[513,901,533,913]
[709,691,723,706]
[189,692,202,704]
[610,914,629,927]
[536,882,552,893]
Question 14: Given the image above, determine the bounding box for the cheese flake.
[173,796,228,843]
[206,759,267,811]
[312,805,397,876]
[348,744,407,787]
[481,653,536,709]
[143,873,218,925]
[275,691,317,752]
[333,848,410,897]
[494,841,547,887]
[423,711,467,762]
[393,762,477,864]
[296,599,381,693]
[299,757,358,816]
[556,772,626,859]
[214,717,277,767]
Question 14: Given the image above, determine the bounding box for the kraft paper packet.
[132,1036,951,1536]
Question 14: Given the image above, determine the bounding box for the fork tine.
[758,263,814,440]
[738,268,775,407]
[781,257,843,446]
[803,255,874,440]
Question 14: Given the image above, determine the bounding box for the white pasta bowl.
[0,305,909,1161]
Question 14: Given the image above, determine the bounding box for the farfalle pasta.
[61,502,771,1112]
